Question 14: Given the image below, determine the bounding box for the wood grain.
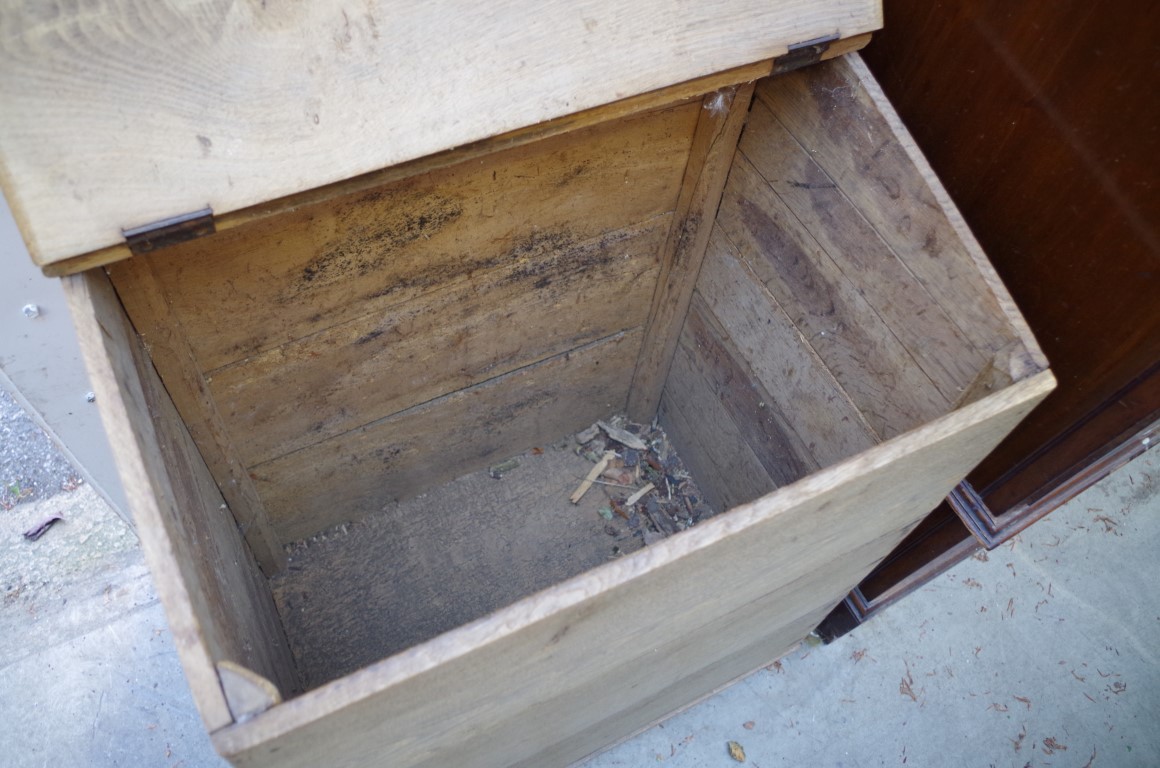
[679,296,821,485]
[716,155,951,438]
[627,83,756,422]
[32,35,875,280]
[252,330,642,543]
[0,1,881,268]
[659,344,777,513]
[271,446,652,690]
[212,371,1055,768]
[739,96,987,401]
[695,229,878,468]
[755,55,1033,366]
[143,103,698,373]
[62,270,298,731]
[208,217,667,467]
[105,257,285,574]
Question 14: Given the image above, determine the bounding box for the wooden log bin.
[1,3,1053,766]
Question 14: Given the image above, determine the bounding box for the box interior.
[99,56,1040,703]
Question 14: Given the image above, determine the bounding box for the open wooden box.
[3,4,1053,766]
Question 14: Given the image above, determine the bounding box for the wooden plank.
[212,371,1055,768]
[61,270,299,731]
[32,35,875,280]
[209,217,668,467]
[716,155,951,438]
[143,102,699,373]
[680,296,821,485]
[105,257,285,574]
[0,1,882,269]
[756,55,1043,370]
[659,345,777,513]
[252,330,643,543]
[33,57,768,280]
[696,228,878,468]
[627,83,756,422]
[739,96,987,401]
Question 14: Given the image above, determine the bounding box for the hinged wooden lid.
[0,0,880,274]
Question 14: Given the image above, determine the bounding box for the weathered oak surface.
[63,271,298,729]
[213,371,1055,768]
[253,331,642,543]
[0,0,881,268]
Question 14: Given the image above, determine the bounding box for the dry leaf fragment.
[726,740,746,762]
[1010,724,1027,752]
[23,515,63,542]
[742,721,755,730]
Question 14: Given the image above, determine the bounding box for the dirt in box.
[270,416,715,689]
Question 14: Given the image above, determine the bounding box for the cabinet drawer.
[57,54,1050,768]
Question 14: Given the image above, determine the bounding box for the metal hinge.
[772,32,841,75]
[122,207,215,255]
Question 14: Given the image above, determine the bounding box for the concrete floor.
[1,394,1156,767]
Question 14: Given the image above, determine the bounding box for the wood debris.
[624,482,655,507]
[572,417,713,543]
[570,451,615,504]
[726,740,746,762]
[596,420,648,450]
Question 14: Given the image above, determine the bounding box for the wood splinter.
[625,482,656,507]
[570,451,616,504]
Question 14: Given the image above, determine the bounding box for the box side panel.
[212,371,1054,768]
[755,54,1038,375]
[252,329,643,542]
[123,104,699,374]
[62,271,300,728]
[107,103,699,543]
[661,229,879,507]
[662,51,1051,510]
[208,217,668,467]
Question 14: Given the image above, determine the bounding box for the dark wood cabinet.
[819,0,1160,635]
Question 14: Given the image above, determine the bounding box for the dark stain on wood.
[354,329,384,345]
[294,192,464,292]
[682,298,818,485]
[503,227,638,290]
[736,195,838,319]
